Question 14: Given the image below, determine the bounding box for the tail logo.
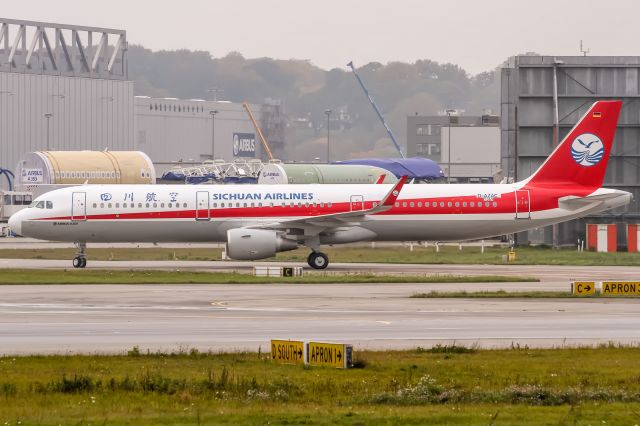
[570,133,604,167]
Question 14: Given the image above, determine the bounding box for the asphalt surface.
[1,280,640,355]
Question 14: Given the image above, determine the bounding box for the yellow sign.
[308,342,352,368]
[572,281,596,295]
[271,340,305,365]
[601,281,640,295]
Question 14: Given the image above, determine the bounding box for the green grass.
[0,269,538,284]
[1,244,640,265]
[275,245,640,266]
[412,290,640,299]
[411,290,576,298]
[1,347,640,424]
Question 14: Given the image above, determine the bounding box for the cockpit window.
[46,201,53,209]
[35,201,45,209]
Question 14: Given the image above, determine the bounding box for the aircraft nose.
[8,211,22,236]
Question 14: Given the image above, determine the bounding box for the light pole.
[44,113,53,150]
[207,88,223,102]
[324,109,332,163]
[445,109,456,183]
[209,110,218,160]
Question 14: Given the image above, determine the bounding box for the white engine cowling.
[226,228,298,260]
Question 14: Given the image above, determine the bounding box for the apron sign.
[601,281,640,295]
[308,342,353,369]
[572,281,596,295]
[271,340,305,365]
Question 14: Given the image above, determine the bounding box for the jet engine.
[226,228,298,260]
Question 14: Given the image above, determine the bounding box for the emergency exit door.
[350,195,365,211]
[71,192,87,221]
[196,191,210,220]
[515,190,530,219]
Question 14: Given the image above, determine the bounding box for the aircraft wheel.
[80,257,87,268]
[307,252,329,270]
[73,257,83,268]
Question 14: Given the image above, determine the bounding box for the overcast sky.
[3,0,639,75]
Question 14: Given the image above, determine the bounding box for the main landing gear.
[73,242,87,268]
[307,251,329,270]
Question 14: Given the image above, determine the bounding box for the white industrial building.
[134,97,281,176]
[406,114,501,182]
[0,18,133,178]
[0,18,284,190]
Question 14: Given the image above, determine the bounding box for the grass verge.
[1,346,640,424]
[0,269,538,285]
[1,244,640,265]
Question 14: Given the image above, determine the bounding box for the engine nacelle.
[226,228,298,260]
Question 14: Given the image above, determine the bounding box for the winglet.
[381,175,408,207]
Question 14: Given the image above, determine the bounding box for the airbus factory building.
[0,18,282,185]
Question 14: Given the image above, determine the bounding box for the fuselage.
[9,181,631,244]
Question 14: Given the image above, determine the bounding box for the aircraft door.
[350,195,365,211]
[196,191,210,220]
[71,192,87,221]
[515,190,530,219]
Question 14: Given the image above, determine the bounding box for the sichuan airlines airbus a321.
[8,101,631,269]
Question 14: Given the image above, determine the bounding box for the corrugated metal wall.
[0,71,134,173]
[500,56,640,246]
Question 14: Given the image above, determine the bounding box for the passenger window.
[328,202,332,208]
[402,202,407,207]
[418,202,422,207]
[116,203,120,208]
[493,202,497,207]
[221,203,225,207]
[410,202,414,208]
[470,202,475,207]
[236,202,240,208]
[439,202,444,207]
[183,203,187,208]
[425,202,430,207]
[100,203,104,208]
[46,201,53,209]
[447,202,452,207]
[244,203,248,207]
[146,203,150,208]
[93,203,97,208]
[485,202,490,207]
[455,202,459,207]
[138,203,142,208]
[108,203,112,208]
[161,203,165,208]
[153,203,157,208]
[463,202,467,207]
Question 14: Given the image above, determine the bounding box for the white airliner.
[9,101,631,269]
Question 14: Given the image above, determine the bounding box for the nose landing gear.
[307,251,329,270]
[73,242,87,268]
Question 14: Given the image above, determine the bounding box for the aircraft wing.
[249,176,407,232]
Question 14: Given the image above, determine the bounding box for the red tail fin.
[524,100,622,189]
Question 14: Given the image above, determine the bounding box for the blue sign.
[233,133,256,158]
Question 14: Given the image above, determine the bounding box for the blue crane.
[347,61,406,158]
